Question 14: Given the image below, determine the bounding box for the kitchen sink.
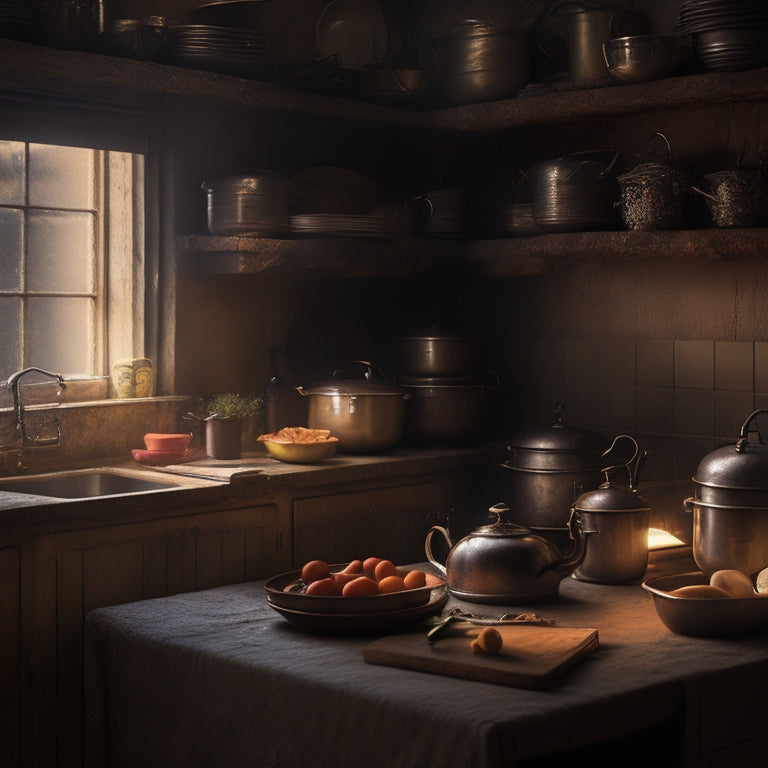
[0,470,186,499]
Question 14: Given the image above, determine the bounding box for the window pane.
[27,210,94,293]
[25,297,94,374]
[28,144,95,209]
[0,297,22,375]
[0,207,23,291]
[0,140,25,204]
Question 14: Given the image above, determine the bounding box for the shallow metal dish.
[642,572,768,638]
[264,564,444,614]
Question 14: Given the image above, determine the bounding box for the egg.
[669,584,730,599]
[709,569,755,598]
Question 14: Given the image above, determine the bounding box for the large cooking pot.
[296,362,408,453]
[529,150,621,233]
[432,19,529,106]
[201,170,294,237]
[685,409,768,575]
[425,502,588,604]
[399,372,498,445]
[501,403,620,530]
[400,329,476,378]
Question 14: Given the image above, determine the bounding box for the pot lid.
[506,402,608,452]
[693,410,768,489]
[402,329,475,342]
[301,361,404,397]
[201,170,294,195]
[573,486,650,513]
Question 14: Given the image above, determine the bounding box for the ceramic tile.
[637,386,674,433]
[715,390,754,438]
[599,338,635,384]
[674,388,714,436]
[637,339,673,387]
[674,340,714,389]
[755,342,768,393]
[715,340,753,392]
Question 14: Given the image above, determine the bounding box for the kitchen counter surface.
[0,445,490,532]
[84,558,768,768]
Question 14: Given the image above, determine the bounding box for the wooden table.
[84,557,768,768]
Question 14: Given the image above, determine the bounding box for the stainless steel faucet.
[6,367,65,447]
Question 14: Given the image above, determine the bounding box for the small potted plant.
[204,392,263,459]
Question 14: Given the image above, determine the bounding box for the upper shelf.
[1,39,768,134]
[180,228,768,278]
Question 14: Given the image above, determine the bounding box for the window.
[0,140,145,380]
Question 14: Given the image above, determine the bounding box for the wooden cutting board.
[363,623,599,690]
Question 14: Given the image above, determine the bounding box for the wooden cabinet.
[30,503,283,768]
[292,477,450,566]
[0,545,22,768]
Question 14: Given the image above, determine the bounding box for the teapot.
[425,503,589,604]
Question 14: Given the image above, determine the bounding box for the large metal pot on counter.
[296,362,408,453]
[425,502,588,604]
[500,403,616,530]
[399,372,498,446]
[400,328,476,378]
[685,409,768,575]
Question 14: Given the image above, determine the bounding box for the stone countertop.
[0,446,491,535]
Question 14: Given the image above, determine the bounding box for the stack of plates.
[290,214,392,238]
[168,24,271,78]
[0,0,41,41]
[678,0,768,71]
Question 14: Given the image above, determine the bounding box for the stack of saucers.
[677,0,768,71]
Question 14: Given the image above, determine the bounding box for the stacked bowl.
[677,0,768,71]
[398,329,490,445]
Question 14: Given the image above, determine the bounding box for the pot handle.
[424,525,451,576]
[683,497,694,513]
[736,409,768,451]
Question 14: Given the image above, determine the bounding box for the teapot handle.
[424,526,451,576]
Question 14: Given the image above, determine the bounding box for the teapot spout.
[547,509,590,579]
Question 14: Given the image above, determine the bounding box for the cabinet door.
[32,504,283,768]
[0,545,21,768]
[293,479,448,567]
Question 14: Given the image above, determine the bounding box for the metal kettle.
[425,502,588,604]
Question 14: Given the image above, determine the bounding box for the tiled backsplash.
[519,337,768,488]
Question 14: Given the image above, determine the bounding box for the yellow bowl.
[261,439,337,464]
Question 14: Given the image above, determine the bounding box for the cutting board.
[363,623,599,690]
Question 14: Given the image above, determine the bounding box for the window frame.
[0,96,165,391]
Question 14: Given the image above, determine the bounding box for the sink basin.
[0,470,185,499]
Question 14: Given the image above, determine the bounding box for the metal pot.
[500,403,613,530]
[685,409,768,575]
[296,362,408,453]
[571,436,650,584]
[400,373,495,445]
[529,150,621,233]
[432,19,529,106]
[400,329,476,378]
[201,170,294,237]
[425,502,588,604]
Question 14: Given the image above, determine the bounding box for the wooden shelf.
[179,227,768,278]
[2,39,768,134]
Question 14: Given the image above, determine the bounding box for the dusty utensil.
[425,607,555,642]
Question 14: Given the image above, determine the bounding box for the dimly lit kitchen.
[2,0,768,766]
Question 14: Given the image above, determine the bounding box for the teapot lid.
[573,485,649,513]
[474,503,532,536]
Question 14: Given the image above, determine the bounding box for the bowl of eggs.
[642,568,768,637]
